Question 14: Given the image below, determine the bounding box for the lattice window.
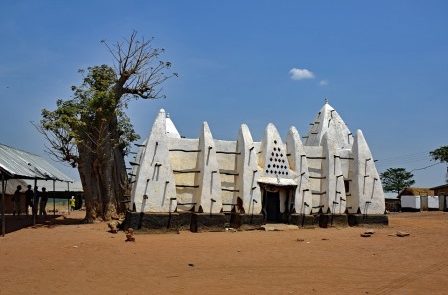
[265,139,289,176]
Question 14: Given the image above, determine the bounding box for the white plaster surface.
[286,126,312,214]
[131,103,386,217]
[193,122,223,213]
[165,115,181,138]
[428,196,439,209]
[130,138,147,206]
[132,109,177,212]
[321,129,347,213]
[279,189,287,213]
[236,124,262,214]
[258,123,294,185]
[351,130,385,214]
[305,102,353,149]
[401,195,421,209]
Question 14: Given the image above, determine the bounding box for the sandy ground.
[1,212,447,295]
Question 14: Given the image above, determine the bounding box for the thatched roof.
[398,187,434,198]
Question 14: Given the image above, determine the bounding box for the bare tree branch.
[32,121,79,167]
[102,31,176,104]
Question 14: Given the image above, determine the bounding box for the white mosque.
[128,101,386,230]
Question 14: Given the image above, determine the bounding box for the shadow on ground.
[2,213,84,234]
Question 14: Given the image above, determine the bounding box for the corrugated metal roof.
[2,178,28,195]
[23,179,83,192]
[2,179,83,195]
[0,143,72,182]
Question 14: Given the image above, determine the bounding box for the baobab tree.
[39,32,177,222]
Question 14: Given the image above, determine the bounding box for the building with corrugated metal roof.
[0,143,79,236]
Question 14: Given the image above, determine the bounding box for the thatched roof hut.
[397,187,434,198]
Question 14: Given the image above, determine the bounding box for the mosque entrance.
[265,191,281,222]
[261,184,296,223]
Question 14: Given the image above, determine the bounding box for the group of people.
[12,185,49,217]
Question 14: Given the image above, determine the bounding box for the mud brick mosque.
[126,101,387,231]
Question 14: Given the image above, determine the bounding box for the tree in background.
[39,32,177,222]
[380,168,415,194]
[430,145,448,183]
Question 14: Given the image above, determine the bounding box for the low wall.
[124,211,389,232]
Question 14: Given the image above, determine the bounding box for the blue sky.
[0,1,447,187]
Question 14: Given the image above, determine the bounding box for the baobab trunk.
[78,147,101,223]
[77,118,129,223]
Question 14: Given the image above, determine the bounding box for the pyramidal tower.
[305,99,353,148]
[126,101,387,231]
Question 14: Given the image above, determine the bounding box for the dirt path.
[1,212,447,294]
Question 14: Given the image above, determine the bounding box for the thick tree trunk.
[77,116,129,223]
[98,140,116,221]
[113,145,129,213]
[78,145,101,223]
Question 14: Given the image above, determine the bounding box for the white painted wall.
[401,195,421,209]
[321,129,347,214]
[351,130,385,214]
[279,189,287,213]
[132,109,177,213]
[167,138,199,211]
[304,102,353,149]
[428,196,439,209]
[236,124,261,214]
[286,126,312,214]
[193,122,223,214]
[131,103,386,217]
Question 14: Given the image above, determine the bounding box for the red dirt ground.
[1,211,447,294]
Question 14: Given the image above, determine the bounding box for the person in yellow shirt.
[69,196,76,211]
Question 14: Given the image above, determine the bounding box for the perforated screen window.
[265,140,289,176]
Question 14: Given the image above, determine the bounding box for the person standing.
[69,196,76,212]
[39,187,48,217]
[24,185,34,216]
[12,185,22,216]
[33,186,40,217]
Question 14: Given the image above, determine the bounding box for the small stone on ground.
[396,231,410,237]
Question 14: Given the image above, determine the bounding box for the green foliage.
[380,168,415,194]
[40,65,140,166]
[430,146,448,163]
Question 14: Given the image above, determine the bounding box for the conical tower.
[305,100,353,149]
[131,109,177,212]
[165,112,181,138]
[350,129,385,214]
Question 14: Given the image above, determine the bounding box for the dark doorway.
[266,191,281,222]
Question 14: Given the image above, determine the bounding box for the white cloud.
[319,80,329,86]
[289,68,315,80]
